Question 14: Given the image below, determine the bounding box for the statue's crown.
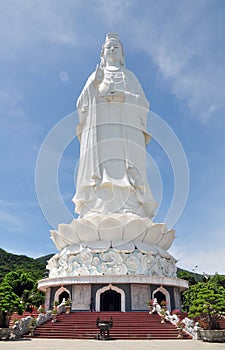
[105,32,119,42]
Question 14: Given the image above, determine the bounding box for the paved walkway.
[1,338,225,350]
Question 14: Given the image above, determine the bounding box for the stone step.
[32,311,192,340]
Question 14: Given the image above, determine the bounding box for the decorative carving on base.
[131,284,150,310]
[72,285,91,310]
[47,245,177,278]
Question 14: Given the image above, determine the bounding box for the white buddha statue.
[73,33,157,219]
[48,34,176,278]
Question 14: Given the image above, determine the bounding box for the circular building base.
[38,274,188,312]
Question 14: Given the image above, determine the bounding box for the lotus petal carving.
[87,240,111,252]
[50,230,75,251]
[50,214,175,254]
[142,223,166,245]
[76,219,99,241]
[123,219,147,242]
[58,223,80,243]
[157,229,175,250]
[98,218,122,241]
[112,240,135,253]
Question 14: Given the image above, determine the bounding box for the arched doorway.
[54,286,71,305]
[100,290,121,311]
[95,284,125,312]
[152,286,171,311]
[59,291,70,304]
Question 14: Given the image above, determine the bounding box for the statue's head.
[100,32,125,67]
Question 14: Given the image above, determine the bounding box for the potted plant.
[171,309,181,316]
[51,308,58,322]
[12,318,20,324]
[65,299,72,314]
[176,320,185,338]
[159,308,167,323]
[146,299,154,313]
[28,318,36,336]
[53,301,59,310]
[188,283,225,342]
[160,300,167,309]
[38,305,45,314]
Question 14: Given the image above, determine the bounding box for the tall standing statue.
[48,33,176,279]
[73,33,157,219]
[40,33,186,315]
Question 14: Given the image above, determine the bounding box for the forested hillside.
[0,248,53,282]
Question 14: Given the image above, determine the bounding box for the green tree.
[0,281,24,327]
[177,269,197,285]
[0,282,24,314]
[2,269,34,298]
[210,273,225,288]
[1,270,46,309]
[183,280,225,329]
[28,282,45,307]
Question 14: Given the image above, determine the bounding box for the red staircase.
[33,312,192,340]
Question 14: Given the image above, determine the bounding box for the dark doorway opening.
[154,291,166,305]
[100,290,121,311]
[59,291,70,304]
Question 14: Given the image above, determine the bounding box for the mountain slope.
[0,248,53,281]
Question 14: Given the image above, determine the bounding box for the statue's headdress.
[100,32,125,68]
[105,32,119,42]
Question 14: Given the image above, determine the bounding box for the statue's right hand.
[94,65,103,86]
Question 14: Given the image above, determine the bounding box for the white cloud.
[0,90,27,120]
[135,4,225,121]
[0,208,23,232]
[97,0,130,23]
[0,7,222,141]
[0,88,41,145]
[0,1,79,56]
[1,1,224,121]
[0,200,42,238]
[99,1,225,121]
[170,243,225,275]
[170,218,225,275]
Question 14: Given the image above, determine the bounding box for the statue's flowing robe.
[73,69,157,218]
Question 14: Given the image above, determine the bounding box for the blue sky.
[0,0,225,275]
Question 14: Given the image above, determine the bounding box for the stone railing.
[3,303,67,341]
[162,311,199,339]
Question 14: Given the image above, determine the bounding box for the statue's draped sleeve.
[73,73,101,213]
[124,70,151,145]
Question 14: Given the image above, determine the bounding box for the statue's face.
[103,40,123,64]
